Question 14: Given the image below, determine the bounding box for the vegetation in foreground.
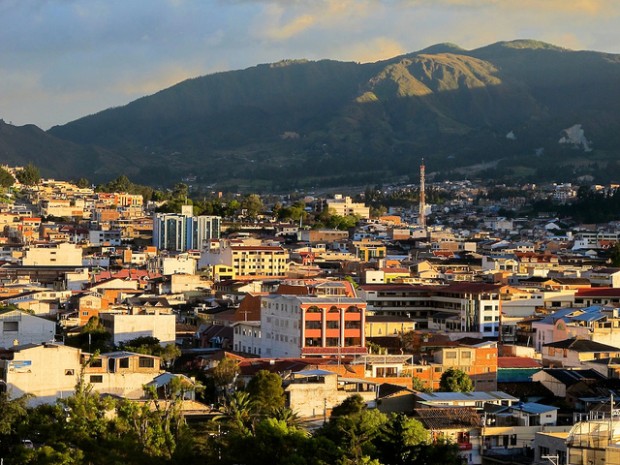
[0,369,463,465]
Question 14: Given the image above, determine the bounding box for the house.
[415,407,482,464]
[0,343,81,404]
[99,309,176,346]
[415,391,518,410]
[0,344,163,405]
[0,310,56,349]
[21,242,83,267]
[284,369,378,418]
[531,368,606,398]
[542,338,620,368]
[533,306,620,352]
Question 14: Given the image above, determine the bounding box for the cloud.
[335,37,407,63]
[255,0,377,41]
[113,63,218,96]
[2,0,620,129]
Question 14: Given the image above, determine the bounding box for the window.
[65,369,75,376]
[119,358,129,369]
[2,321,18,332]
[446,351,457,359]
[90,375,103,383]
[90,358,102,368]
[139,357,155,368]
[461,351,471,359]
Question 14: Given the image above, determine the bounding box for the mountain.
[0,120,128,180]
[12,40,620,188]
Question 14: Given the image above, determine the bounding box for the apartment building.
[260,294,367,358]
[153,209,221,252]
[200,242,290,280]
[359,283,503,337]
[325,194,370,219]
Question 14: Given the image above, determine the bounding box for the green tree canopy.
[246,370,285,416]
[439,367,474,393]
[16,163,41,186]
[75,177,91,188]
[0,166,15,188]
[241,194,264,219]
[211,357,240,395]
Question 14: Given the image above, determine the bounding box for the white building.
[0,310,56,349]
[161,254,197,276]
[0,343,164,405]
[232,321,262,356]
[21,242,83,267]
[153,210,221,252]
[89,229,122,247]
[99,311,176,346]
[325,195,370,219]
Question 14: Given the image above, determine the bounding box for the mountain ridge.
[3,40,620,189]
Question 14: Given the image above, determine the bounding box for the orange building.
[407,342,498,391]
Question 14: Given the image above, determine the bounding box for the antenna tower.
[419,159,426,228]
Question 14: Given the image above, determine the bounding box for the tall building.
[192,216,221,250]
[260,295,367,358]
[153,213,190,252]
[153,210,221,252]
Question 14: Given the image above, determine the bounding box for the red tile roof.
[498,357,542,369]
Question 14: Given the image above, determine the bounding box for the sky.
[1,0,619,130]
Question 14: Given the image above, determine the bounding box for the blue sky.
[1,0,619,129]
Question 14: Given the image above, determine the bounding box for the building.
[99,310,176,346]
[325,195,370,219]
[21,242,83,267]
[89,229,122,247]
[0,343,163,405]
[153,209,221,252]
[567,419,620,465]
[360,283,503,336]
[285,369,377,418]
[200,242,290,280]
[260,295,367,358]
[541,338,620,368]
[0,310,56,348]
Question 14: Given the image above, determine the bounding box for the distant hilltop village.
[3,164,620,464]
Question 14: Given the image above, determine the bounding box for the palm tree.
[272,406,302,428]
[215,391,255,434]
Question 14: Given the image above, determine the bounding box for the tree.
[0,392,30,456]
[241,194,264,219]
[226,418,312,465]
[0,166,15,188]
[65,316,111,353]
[16,163,41,186]
[610,242,620,267]
[439,367,474,393]
[75,177,90,189]
[318,394,388,464]
[373,413,429,465]
[216,390,255,435]
[246,370,285,416]
[211,357,240,397]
